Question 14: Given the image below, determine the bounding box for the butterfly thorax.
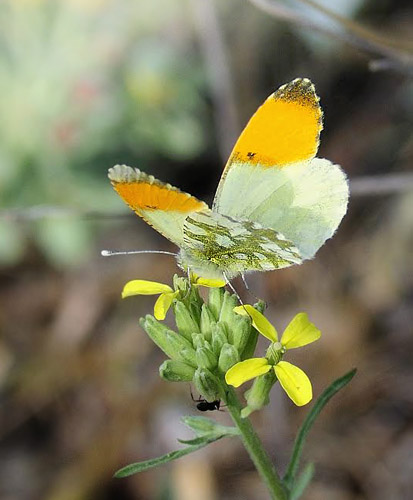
[178,210,302,280]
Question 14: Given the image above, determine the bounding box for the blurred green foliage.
[0,0,207,265]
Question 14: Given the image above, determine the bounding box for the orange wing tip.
[224,78,323,168]
[274,78,320,108]
[108,164,208,213]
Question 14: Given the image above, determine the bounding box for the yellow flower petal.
[122,280,173,298]
[274,361,312,406]
[234,305,278,342]
[153,292,177,320]
[195,277,226,288]
[280,313,321,350]
[225,358,271,387]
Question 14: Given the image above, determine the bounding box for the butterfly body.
[109,79,349,280]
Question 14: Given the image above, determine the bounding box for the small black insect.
[196,399,221,412]
[191,391,221,412]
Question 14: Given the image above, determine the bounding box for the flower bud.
[187,299,202,326]
[192,333,205,350]
[211,322,228,356]
[218,343,240,373]
[231,315,251,354]
[174,301,200,340]
[241,370,276,418]
[140,315,182,360]
[192,334,213,352]
[196,346,218,371]
[200,304,216,342]
[182,415,220,434]
[193,368,221,402]
[164,330,197,367]
[159,360,196,382]
[208,287,224,321]
[255,300,266,313]
[173,274,188,294]
[218,292,238,340]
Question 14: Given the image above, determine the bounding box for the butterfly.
[108,78,349,281]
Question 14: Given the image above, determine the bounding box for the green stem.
[223,385,287,500]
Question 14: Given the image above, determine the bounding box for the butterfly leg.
[223,272,244,305]
[241,273,260,302]
[189,387,201,403]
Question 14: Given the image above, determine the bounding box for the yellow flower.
[225,306,321,406]
[122,280,178,321]
[122,275,225,321]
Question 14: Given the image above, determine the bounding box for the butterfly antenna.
[101,249,177,257]
[223,272,244,305]
[241,273,260,302]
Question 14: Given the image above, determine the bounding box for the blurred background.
[0,0,412,499]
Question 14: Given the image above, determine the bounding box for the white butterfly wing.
[213,158,348,259]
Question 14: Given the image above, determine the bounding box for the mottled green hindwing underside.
[179,211,302,279]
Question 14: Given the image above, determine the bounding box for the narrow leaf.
[284,368,356,488]
[115,417,240,478]
[114,443,209,478]
[178,436,214,446]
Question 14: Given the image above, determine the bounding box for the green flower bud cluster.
[139,278,260,403]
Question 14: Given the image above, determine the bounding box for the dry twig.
[249,0,413,75]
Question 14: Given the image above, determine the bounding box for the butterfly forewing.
[214,78,322,198]
[213,79,349,260]
[109,165,208,246]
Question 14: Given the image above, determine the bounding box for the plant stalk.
[223,385,287,500]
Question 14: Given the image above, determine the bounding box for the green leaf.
[283,368,356,489]
[114,441,210,478]
[114,416,239,478]
[290,463,314,500]
[177,436,214,446]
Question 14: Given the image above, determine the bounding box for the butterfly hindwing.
[213,158,348,259]
[179,211,302,279]
[108,165,208,246]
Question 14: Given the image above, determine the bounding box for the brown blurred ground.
[0,1,412,499]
